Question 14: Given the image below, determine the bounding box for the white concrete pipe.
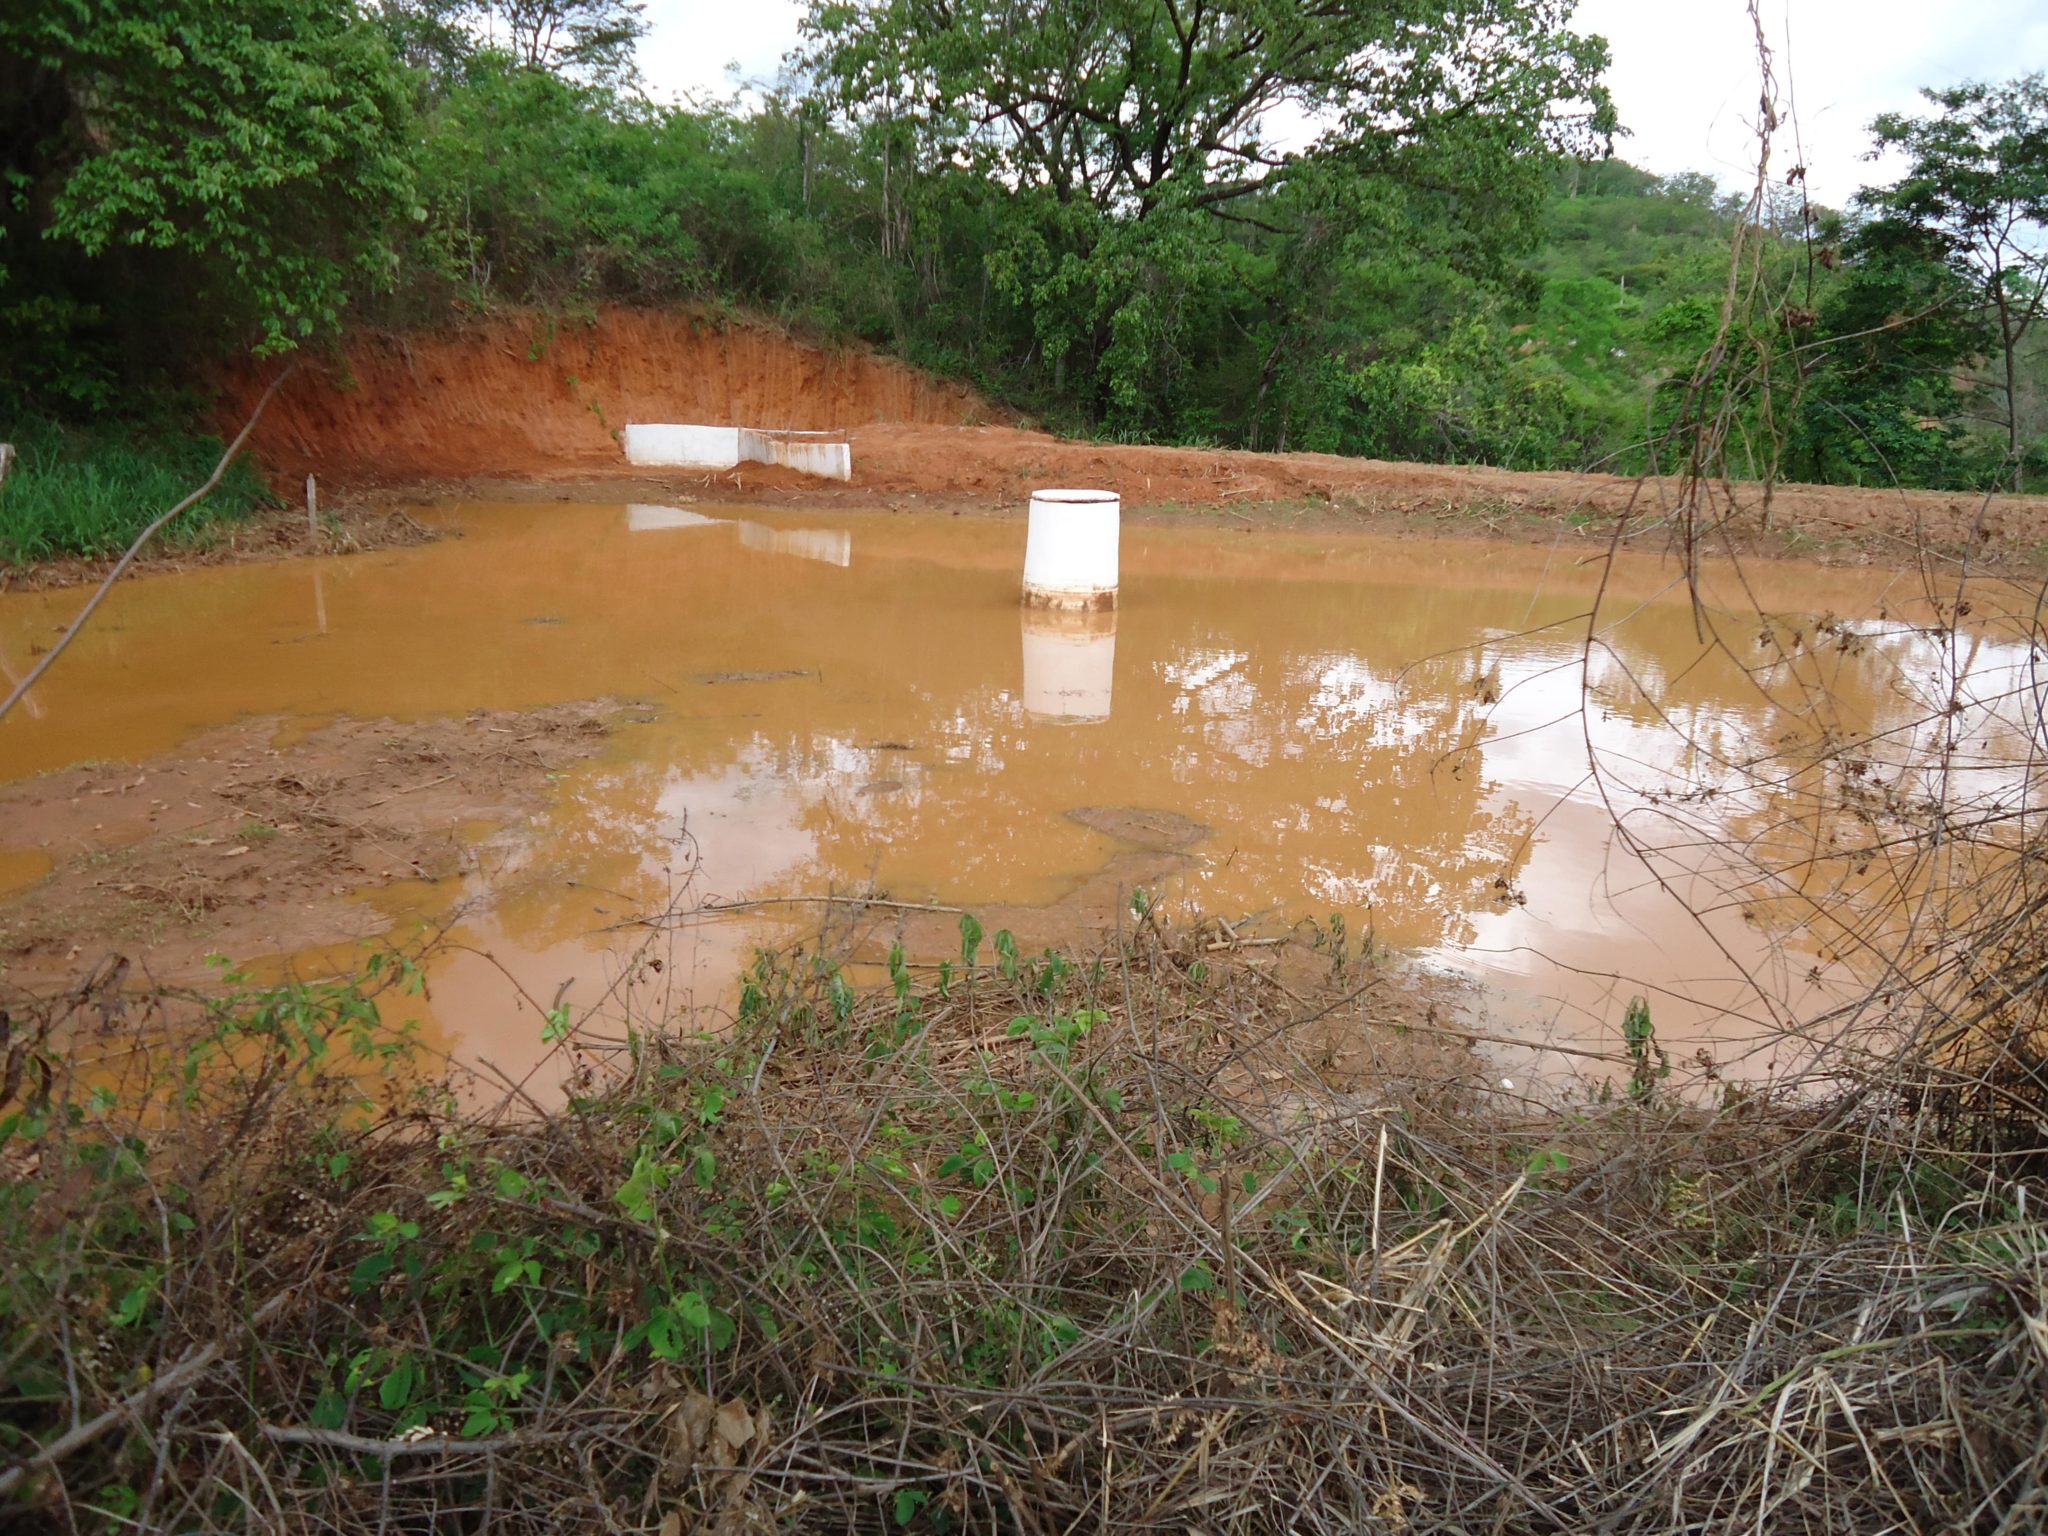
[1022,489,1120,609]
[622,423,740,469]
[1021,607,1116,723]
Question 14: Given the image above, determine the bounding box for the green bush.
[0,417,276,565]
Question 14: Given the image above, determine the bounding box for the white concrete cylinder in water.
[1022,608,1116,723]
[1022,489,1120,609]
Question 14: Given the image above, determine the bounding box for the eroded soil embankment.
[216,306,2048,561]
[218,308,996,480]
[0,701,632,989]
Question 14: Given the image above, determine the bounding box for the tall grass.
[0,416,276,565]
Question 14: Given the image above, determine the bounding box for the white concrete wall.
[737,428,853,482]
[623,423,853,480]
[622,423,740,469]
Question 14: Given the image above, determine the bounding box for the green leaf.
[310,1387,348,1431]
[378,1356,416,1412]
[893,1488,929,1526]
[350,1252,395,1293]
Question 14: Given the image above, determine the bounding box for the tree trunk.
[1997,284,2023,492]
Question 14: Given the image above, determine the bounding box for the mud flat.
[0,701,631,991]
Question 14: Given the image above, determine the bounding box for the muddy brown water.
[1,500,2034,1094]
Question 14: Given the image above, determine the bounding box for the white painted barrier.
[0,443,14,488]
[622,423,740,469]
[1022,608,1116,723]
[623,423,852,480]
[737,428,853,482]
[626,504,719,531]
[1022,489,1120,609]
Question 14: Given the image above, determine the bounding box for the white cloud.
[637,0,806,105]
[635,0,2048,202]
[1572,0,2048,205]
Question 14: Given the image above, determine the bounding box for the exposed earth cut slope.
[220,308,994,479]
[218,306,2048,556]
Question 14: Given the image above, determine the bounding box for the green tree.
[1789,211,2000,489]
[1860,74,2048,487]
[799,0,1613,433]
[0,0,417,412]
[491,0,648,84]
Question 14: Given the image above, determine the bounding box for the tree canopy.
[802,0,1613,219]
[1857,74,2048,483]
[1,0,416,409]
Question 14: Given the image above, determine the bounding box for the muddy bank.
[217,308,997,481]
[0,501,440,593]
[0,700,633,990]
[208,306,2048,569]
[409,463,2048,570]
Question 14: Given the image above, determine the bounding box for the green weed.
[0,416,276,564]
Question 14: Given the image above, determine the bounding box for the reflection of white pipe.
[622,424,740,468]
[626,506,850,565]
[1023,489,1119,609]
[626,503,720,531]
[737,522,852,568]
[1022,607,1116,723]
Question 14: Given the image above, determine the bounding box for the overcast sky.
[637,0,2048,207]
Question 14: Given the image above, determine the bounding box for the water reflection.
[625,503,854,568]
[1021,607,1116,722]
[2,501,2031,1089]
[626,503,720,531]
[736,522,852,568]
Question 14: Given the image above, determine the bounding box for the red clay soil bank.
[218,308,995,479]
[220,307,2048,553]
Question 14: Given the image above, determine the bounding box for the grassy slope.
[0,417,275,566]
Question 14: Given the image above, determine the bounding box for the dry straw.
[2,907,2044,1534]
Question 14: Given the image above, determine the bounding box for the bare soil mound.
[218,308,997,480]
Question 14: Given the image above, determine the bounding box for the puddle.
[1,500,2032,1090]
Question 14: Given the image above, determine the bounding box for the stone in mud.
[698,669,814,685]
[1065,805,1209,851]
